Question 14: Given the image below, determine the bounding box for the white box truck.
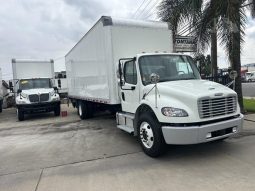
[0,68,3,113]
[12,59,60,121]
[66,16,243,157]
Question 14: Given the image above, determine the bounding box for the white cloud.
[0,0,254,79]
[0,0,141,79]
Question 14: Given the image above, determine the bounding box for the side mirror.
[150,73,160,84]
[57,79,61,89]
[17,89,22,94]
[9,81,14,92]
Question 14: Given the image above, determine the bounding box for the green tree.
[195,54,212,77]
[194,0,255,112]
[158,0,255,112]
[158,0,218,81]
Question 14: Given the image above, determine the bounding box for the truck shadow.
[161,140,237,161]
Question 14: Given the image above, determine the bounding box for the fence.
[202,76,233,88]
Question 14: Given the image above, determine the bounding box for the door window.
[124,61,137,85]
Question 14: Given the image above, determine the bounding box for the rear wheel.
[17,108,24,121]
[138,113,166,157]
[78,101,93,119]
[54,104,61,116]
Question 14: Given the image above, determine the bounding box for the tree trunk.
[211,22,218,82]
[230,11,244,113]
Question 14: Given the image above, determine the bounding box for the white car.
[246,72,255,82]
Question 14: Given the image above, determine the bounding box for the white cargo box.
[0,68,3,98]
[66,16,173,105]
[12,59,54,80]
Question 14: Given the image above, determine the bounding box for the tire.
[0,102,2,113]
[138,113,166,157]
[54,104,61,116]
[17,108,24,121]
[78,101,93,119]
[248,79,252,83]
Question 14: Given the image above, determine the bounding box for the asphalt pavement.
[0,105,255,191]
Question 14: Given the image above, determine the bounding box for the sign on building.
[175,36,197,52]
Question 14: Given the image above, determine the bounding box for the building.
[241,63,255,72]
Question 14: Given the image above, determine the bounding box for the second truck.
[12,59,61,121]
[66,16,243,157]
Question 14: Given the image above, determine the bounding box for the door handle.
[121,92,125,101]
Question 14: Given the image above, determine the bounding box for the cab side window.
[124,61,137,85]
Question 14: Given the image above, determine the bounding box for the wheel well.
[134,104,158,136]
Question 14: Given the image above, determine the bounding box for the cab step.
[116,112,135,135]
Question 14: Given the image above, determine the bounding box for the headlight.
[52,97,60,101]
[16,100,27,104]
[161,107,188,117]
[20,92,27,99]
[50,91,55,96]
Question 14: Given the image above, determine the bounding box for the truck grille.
[29,94,39,103]
[40,94,49,102]
[28,94,49,103]
[198,96,237,119]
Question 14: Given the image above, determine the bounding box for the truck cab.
[15,78,60,120]
[12,59,61,121]
[117,53,243,157]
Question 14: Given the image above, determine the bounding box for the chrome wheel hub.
[140,122,154,149]
[78,104,82,116]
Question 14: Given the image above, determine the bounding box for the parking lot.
[1,104,255,191]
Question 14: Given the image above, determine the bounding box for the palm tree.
[158,0,219,81]
[194,0,255,112]
[158,0,203,46]
[158,0,255,112]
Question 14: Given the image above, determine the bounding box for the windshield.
[139,55,200,85]
[19,79,52,90]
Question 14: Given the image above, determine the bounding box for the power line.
[135,0,154,19]
[132,0,148,18]
[141,0,160,19]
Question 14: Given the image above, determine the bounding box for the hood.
[142,79,238,123]
[22,88,53,95]
[155,79,235,98]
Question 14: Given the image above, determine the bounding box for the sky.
[0,0,255,80]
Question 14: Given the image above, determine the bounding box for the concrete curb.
[244,97,255,99]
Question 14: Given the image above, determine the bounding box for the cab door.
[120,60,140,113]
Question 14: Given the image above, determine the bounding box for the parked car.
[246,72,255,82]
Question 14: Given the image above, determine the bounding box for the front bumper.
[17,101,60,113]
[162,114,244,145]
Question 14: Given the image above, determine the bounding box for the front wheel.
[17,108,24,121]
[54,104,61,116]
[138,113,166,157]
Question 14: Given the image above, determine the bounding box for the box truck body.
[66,17,172,104]
[66,16,243,157]
[12,59,60,121]
[0,68,3,112]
